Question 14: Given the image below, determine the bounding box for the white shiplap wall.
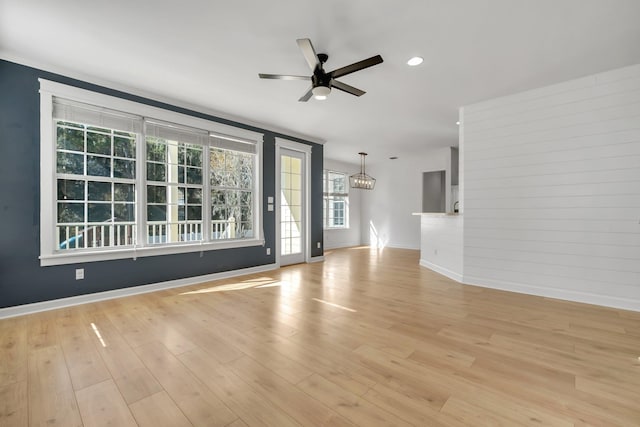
[462,64,640,311]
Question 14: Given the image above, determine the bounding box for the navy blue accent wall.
[310,142,324,257]
[0,60,323,309]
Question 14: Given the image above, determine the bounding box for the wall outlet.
[266,247,271,255]
[317,242,321,249]
[75,268,84,280]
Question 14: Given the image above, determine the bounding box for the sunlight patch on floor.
[180,277,279,295]
[90,322,107,347]
[312,297,357,312]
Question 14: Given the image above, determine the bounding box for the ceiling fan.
[259,38,383,102]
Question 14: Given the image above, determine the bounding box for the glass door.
[279,149,305,265]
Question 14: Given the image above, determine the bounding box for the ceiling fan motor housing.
[313,54,331,88]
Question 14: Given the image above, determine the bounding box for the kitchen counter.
[416,213,463,282]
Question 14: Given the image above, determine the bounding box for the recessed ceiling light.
[407,56,424,66]
[456,121,460,125]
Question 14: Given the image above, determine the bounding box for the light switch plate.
[268,204,274,211]
[267,196,274,203]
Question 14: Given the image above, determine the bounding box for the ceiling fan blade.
[331,80,366,97]
[258,73,310,81]
[296,38,320,71]
[329,55,383,79]
[298,86,313,102]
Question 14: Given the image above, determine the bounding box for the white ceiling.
[2,0,640,164]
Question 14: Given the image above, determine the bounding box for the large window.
[40,79,263,265]
[323,170,349,229]
[56,120,138,250]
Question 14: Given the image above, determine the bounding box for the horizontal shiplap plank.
[461,128,640,162]
[464,227,640,247]
[465,116,640,152]
[464,244,640,272]
[464,217,638,234]
[462,207,640,222]
[466,85,640,133]
[464,181,640,199]
[465,64,640,120]
[464,193,640,209]
[466,142,640,172]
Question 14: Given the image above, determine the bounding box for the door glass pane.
[281,155,303,257]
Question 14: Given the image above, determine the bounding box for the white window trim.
[39,79,264,266]
[323,169,350,230]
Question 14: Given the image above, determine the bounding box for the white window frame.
[39,79,264,266]
[323,169,349,229]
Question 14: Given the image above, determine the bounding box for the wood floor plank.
[83,312,163,405]
[128,391,192,427]
[267,331,376,396]
[178,347,301,427]
[440,396,529,427]
[134,341,237,427]
[360,383,464,427]
[75,379,137,427]
[27,311,58,351]
[228,355,354,427]
[225,419,249,427]
[0,316,27,387]
[28,345,83,427]
[297,373,413,427]
[575,376,639,409]
[55,310,111,391]
[0,380,28,426]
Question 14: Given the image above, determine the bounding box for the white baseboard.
[0,263,279,320]
[309,256,325,263]
[418,261,640,312]
[463,274,640,313]
[419,259,463,282]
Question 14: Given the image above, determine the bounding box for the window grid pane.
[323,170,349,229]
[210,148,254,240]
[146,137,204,244]
[55,120,137,251]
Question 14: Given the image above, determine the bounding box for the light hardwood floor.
[1,247,639,426]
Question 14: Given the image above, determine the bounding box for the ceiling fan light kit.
[259,38,383,102]
[407,56,424,66]
[312,85,331,100]
[350,152,376,190]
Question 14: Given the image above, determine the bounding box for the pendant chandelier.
[349,152,376,190]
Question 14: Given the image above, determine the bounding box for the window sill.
[324,227,350,231]
[40,238,264,266]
